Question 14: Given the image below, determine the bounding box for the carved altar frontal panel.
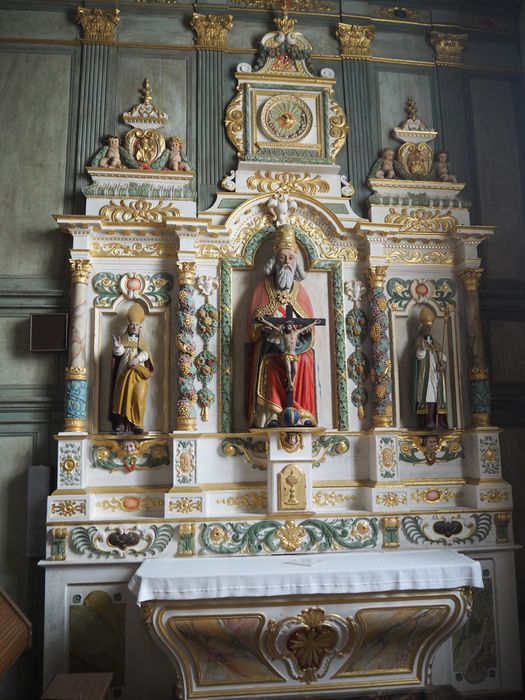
[146,590,469,699]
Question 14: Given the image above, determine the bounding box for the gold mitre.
[127,303,145,324]
[273,225,298,252]
[419,305,436,325]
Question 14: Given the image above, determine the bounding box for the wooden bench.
[0,589,31,679]
[40,673,113,700]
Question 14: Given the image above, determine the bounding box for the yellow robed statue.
[111,303,153,434]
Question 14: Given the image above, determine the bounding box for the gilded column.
[337,23,376,217]
[176,262,198,430]
[64,259,92,432]
[430,32,471,188]
[75,8,120,200]
[458,268,491,427]
[367,266,393,427]
[191,13,233,210]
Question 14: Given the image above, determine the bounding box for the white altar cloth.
[129,550,482,604]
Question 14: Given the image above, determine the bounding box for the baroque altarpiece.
[43,9,520,700]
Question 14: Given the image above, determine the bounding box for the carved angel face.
[122,440,138,455]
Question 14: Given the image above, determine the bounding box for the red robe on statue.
[246,277,317,427]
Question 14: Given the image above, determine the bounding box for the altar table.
[129,551,481,700]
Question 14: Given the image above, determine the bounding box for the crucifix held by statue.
[246,225,325,428]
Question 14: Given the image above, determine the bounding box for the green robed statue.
[412,305,448,429]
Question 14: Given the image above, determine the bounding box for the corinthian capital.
[430,31,467,66]
[367,265,388,289]
[69,259,92,285]
[337,23,375,59]
[458,267,483,292]
[76,8,120,43]
[191,13,233,50]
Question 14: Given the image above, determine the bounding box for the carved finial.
[122,79,168,129]
[407,97,417,119]
[400,96,428,130]
[275,0,297,34]
[142,79,152,105]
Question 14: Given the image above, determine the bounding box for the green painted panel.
[116,52,190,149]
[118,13,191,46]
[470,78,525,279]
[0,315,60,387]
[0,9,77,41]
[0,49,72,276]
[376,68,434,148]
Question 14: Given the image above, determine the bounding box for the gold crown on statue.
[127,303,145,324]
[419,305,436,325]
[273,225,299,252]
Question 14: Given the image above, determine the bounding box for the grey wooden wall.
[0,0,524,696]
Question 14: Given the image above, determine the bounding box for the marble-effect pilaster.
[64,259,91,432]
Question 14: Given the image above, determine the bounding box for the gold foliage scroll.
[100,199,181,224]
[384,208,457,233]
[247,171,329,196]
[225,87,245,158]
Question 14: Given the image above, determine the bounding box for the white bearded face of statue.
[275,251,297,290]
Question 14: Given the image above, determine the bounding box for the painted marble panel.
[470,78,525,279]
[168,615,282,684]
[337,606,448,675]
[453,569,497,684]
[69,590,125,686]
[0,50,72,276]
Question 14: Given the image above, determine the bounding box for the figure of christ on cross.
[256,304,326,416]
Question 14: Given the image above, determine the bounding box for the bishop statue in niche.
[111,303,153,434]
[246,224,324,428]
[412,305,448,429]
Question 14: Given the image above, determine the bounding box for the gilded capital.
[69,259,92,285]
[383,516,400,528]
[430,31,467,66]
[469,366,489,381]
[337,23,375,59]
[176,415,197,431]
[52,528,68,539]
[64,417,87,432]
[373,415,393,428]
[65,367,88,381]
[76,8,120,44]
[367,265,388,289]
[177,261,197,286]
[458,267,483,292]
[191,13,233,50]
[471,412,490,428]
[495,512,511,526]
